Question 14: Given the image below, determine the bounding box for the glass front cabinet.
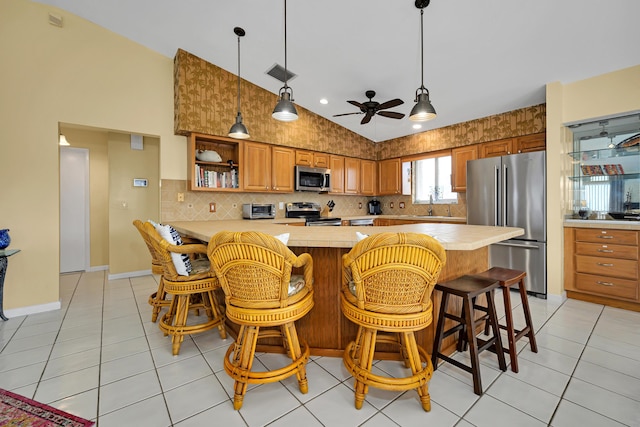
[568,114,639,220]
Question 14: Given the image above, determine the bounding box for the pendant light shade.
[410,0,436,122]
[229,27,250,139]
[272,0,298,122]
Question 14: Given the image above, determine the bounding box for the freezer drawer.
[490,240,547,297]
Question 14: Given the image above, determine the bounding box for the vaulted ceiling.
[35,0,640,142]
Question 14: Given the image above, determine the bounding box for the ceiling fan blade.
[361,114,373,125]
[333,112,364,117]
[347,100,365,109]
[377,111,405,119]
[377,98,404,110]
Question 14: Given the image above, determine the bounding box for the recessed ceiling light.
[320,98,328,105]
[412,124,422,130]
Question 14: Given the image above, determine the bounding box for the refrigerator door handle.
[494,166,500,226]
[493,241,540,249]
[502,163,508,226]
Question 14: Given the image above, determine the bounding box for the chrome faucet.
[428,194,433,216]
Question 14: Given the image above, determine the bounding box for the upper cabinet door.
[329,155,345,194]
[515,133,546,153]
[243,141,271,192]
[271,146,294,192]
[295,150,313,167]
[480,138,513,158]
[360,159,376,196]
[451,145,478,192]
[344,157,360,194]
[378,158,401,195]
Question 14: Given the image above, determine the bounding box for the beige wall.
[546,64,640,298]
[0,0,182,312]
[108,134,160,275]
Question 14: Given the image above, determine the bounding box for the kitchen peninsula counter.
[170,220,524,357]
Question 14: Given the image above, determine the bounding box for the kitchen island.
[170,220,524,357]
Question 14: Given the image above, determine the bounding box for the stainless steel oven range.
[285,202,342,226]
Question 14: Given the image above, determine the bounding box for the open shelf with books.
[188,133,242,191]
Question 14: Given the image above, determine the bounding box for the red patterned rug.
[0,388,94,426]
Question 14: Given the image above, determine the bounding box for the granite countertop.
[274,215,467,224]
[564,219,640,230]
[170,220,523,251]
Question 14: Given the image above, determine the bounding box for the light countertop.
[169,220,523,250]
[564,219,640,230]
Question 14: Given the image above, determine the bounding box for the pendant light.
[272,0,298,122]
[410,0,437,122]
[228,27,250,139]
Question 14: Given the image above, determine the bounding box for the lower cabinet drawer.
[575,228,638,245]
[575,242,638,260]
[575,273,638,300]
[575,255,639,280]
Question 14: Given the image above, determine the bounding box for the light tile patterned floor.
[1,271,639,426]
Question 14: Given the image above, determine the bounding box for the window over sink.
[412,153,456,204]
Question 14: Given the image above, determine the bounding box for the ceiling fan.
[333,90,404,125]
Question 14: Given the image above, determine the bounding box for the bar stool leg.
[431,292,449,371]
[518,279,538,354]
[502,285,518,372]
[462,294,483,395]
[486,289,507,372]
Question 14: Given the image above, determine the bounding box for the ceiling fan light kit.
[272,0,299,122]
[228,26,250,139]
[410,0,437,122]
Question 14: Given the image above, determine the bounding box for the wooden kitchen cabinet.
[479,138,513,158]
[243,141,294,192]
[360,159,377,196]
[451,145,478,192]
[565,227,639,310]
[329,155,345,194]
[344,157,360,194]
[515,132,545,153]
[295,150,329,168]
[378,158,401,195]
[188,133,242,191]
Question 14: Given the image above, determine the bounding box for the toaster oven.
[242,203,276,219]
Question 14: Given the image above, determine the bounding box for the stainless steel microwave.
[295,165,331,192]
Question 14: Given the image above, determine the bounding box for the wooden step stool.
[431,275,507,395]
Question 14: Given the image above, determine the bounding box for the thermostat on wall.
[133,178,148,187]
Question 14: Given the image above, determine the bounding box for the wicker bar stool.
[133,220,169,322]
[144,222,226,355]
[208,231,314,410]
[432,275,507,395]
[475,267,538,373]
[341,232,446,411]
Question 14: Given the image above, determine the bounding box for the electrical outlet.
[209,202,216,212]
[390,202,394,208]
[177,192,184,202]
[358,202,362,209]
[279,202,285,210]
[399,202,405,209]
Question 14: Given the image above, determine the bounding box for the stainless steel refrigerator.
[467,151,547,297]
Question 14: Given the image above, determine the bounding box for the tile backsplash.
[161,179,467,222]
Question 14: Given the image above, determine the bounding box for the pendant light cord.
[419,8,424,91]
[283,0,289,89]
[236,33,241,114]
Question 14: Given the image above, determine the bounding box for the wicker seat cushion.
[190,258,211,275]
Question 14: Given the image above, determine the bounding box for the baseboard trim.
[87,265,108,272]
[107,269,152,280]
[3,301,62,319]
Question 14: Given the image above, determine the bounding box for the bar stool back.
[341,232,446,411]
